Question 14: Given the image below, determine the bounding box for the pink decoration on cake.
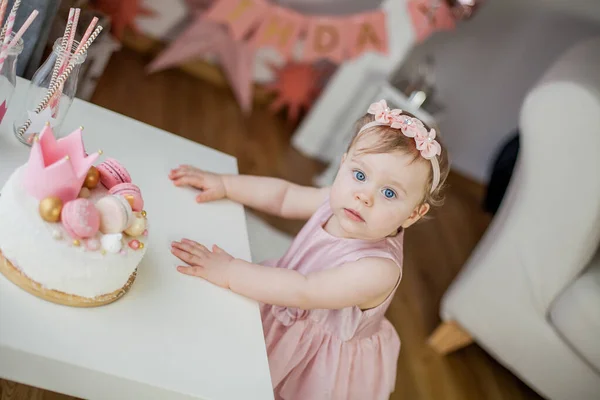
[128,239,140,250]
[109,182,144,211]
[95,195,134,234]
[61,198,101,239]
[96,158,132,189]
[22,125,100,203]
[0,100,7,124]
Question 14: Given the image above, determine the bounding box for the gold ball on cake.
[39,197,63,222]
[125,213,147,237]
[79,187,91,198]
[125,213,146,237]
[84,166,100,189]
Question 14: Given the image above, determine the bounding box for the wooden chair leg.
[428,320,473,355]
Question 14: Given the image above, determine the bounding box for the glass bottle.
[13,37,87,146]
[0,33,24,125]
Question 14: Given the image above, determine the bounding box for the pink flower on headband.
[367,99,402,124]
[396,115,426,138]
[366,100,441,159]
[363,99,442,193]
[415,128,442,159]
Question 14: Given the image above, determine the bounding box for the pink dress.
[260,198,403,400]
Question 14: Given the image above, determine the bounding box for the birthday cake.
[0,125,148,307]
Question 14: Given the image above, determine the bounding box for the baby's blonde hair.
[346,112,450,207]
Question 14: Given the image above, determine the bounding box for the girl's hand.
[171,239,234,289]
[169,165,226,203]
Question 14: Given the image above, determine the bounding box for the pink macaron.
[95,195,134,234]
[96,158,132,189]
[61,198,101,239]
[108,183,144,212]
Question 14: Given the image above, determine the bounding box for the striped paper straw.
[49,16,99,111]
[49,16,99,113]
[0,0,19,40]
[0,1,8,40]
[62,8,79,70]
[49,8,74,93]
[0,0,20,72]
[74,16,98,55]
[50,8,81,114]
[9,10,38,47]
[18,25,104,138]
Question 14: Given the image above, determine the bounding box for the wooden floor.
[1,49,544,400]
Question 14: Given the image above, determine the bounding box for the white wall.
[395,2,600,183]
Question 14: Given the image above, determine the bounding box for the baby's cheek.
[377,206,407,227]
[332,174,353,197]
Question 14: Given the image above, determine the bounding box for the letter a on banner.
[250,6,306,58]
[302,17,346,63]
[204,0,269,39]
[347,11,388,59]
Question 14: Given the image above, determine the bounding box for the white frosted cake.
[0,125,148,307]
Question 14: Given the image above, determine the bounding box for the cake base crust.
[0,250,137,307]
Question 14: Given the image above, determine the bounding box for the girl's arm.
[169,165,329,220]
[171,240,400,310]
[228,257,400,309]
[222,175,329,220]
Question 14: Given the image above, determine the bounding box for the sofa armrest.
[443,36,600,317]
[436,38,600,400]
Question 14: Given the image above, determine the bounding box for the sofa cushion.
[550,247,600,371]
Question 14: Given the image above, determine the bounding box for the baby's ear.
[418,203,430,217]
[401,203,430,228]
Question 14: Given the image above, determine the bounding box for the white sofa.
[436,37,600,399]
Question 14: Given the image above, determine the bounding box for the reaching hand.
[169,165,227,203]
[171,239,234,289]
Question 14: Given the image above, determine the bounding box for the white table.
[0,78,274,400]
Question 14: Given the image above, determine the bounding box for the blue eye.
[383,188,396,199]
[353,170,366,181]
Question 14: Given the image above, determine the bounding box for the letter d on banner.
[204,0,269,39]
[302,17,346,63]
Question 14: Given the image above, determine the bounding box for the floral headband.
[358,99,441,194]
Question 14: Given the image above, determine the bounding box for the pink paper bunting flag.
[0,100,7,124]
[146,17,255,114]
[204,0,268,40]
[219,40,254,114]
[249,5,306,58]
[347,10,388,59]
[407,0,456,43]
[146,19,226,73]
